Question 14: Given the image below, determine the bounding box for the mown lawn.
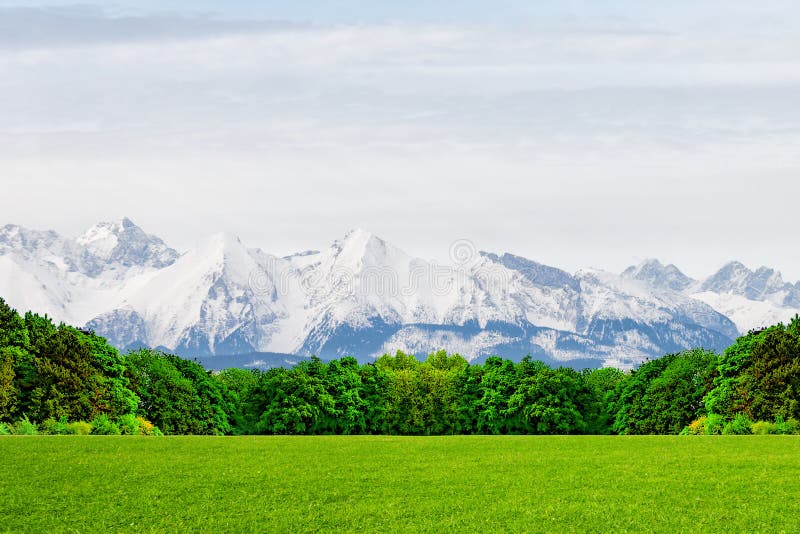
[1,435,799,532]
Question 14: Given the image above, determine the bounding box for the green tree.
[704,326,773,418]
[245,361,335,435]
[125,349,233,435]
[474,357,517,434]
[28,325,97,421]
[376,351,426,434]
[582,367,626,434]
[0,298,29,349]
[417,351,468,435]
[741,320,800,421]
[0,347,18,420]
[505,365,590,434]
[214,367,259,433]
[611,349,718,434]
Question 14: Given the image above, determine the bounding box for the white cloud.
[0,5,799,281]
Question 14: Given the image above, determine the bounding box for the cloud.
[0,3,799,279]
[0,5,300,49]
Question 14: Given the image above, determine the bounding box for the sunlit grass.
[2,435,799,532]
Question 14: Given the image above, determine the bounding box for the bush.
[0,422,10,435]
[784,418,800,435]
[118,413,140,435]
[91,414,121,435]
[65,421,93,435]
[704,413,725,435]
[136,416,155,436]
[722,414,752,435]
[13,416,38,435]
[751,421,776,435]
[41,416,69,435]
[684,416,707,435]
[153,426,164,437]
[773,416,800,435]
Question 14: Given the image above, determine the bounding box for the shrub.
[153,426,164,437]
[773,417,800,435]
[118,413,140,435]
[136,416,155,436]
[751,421,776,435]
[13,416,38,435]
[91,414,121,435]
[703,413,725,435]
[684,416,707,435]
[65,421,93,435]
[784,418,800,435]
[722,414,752,435]
[41,416,69,435]
[0,422,10,435]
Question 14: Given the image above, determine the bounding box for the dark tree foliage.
[704,316,800,423]
[703,326,773,418]
[4,296,800,436]
[745,322,800,420]
[0,300,235,435]
[30,325,98,421]
[610,349,718,434]
[213,367,258,433]
[0,346,18,420]
[125,349,235,435]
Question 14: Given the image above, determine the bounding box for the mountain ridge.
[1,218,798,368]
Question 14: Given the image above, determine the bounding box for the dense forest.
[1,297,799,436]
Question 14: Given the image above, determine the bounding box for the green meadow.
[2,436,799,532]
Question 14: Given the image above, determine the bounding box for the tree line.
[1,297,799,436]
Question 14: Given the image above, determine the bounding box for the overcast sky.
[1,2,799,280]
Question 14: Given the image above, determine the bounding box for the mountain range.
[1,218,798,369]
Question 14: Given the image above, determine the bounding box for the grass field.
[2,435,800,532]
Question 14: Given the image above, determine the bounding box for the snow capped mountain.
[622,259,800,334]
[690,261,800,332]
[1,218,797,368]
[622,259,694,292]
[76,217,178,272]
[699,261,800,306]
[0,218,178,281]
[88,231,285,355]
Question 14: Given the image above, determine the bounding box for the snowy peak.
[622,259,694,292]
[187,232,258,281]
[342,227,375,242]
[77,217,178,272]
[701,261,751,293]
[0,223,90,275]
[0,224,60,251]
[2,219,799,366]
[335,228,378,259]
[482,252,579,290]
[329,228,409,272]
[701,261,790,300]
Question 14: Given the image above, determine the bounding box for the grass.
[1,435,800,532]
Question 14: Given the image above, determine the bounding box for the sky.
[1,2,799,280]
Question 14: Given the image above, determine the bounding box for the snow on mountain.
[578,269,737,339]
[690,291,798,334]
[699,261,800,306]
[90,232,285,356]
[0,218,180,327]
[622,259,694,292]
[1,218,178,281]
[690,261,800,332]
[76,217,178,272]
[622,259,800,334]
[1,219,796,368]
